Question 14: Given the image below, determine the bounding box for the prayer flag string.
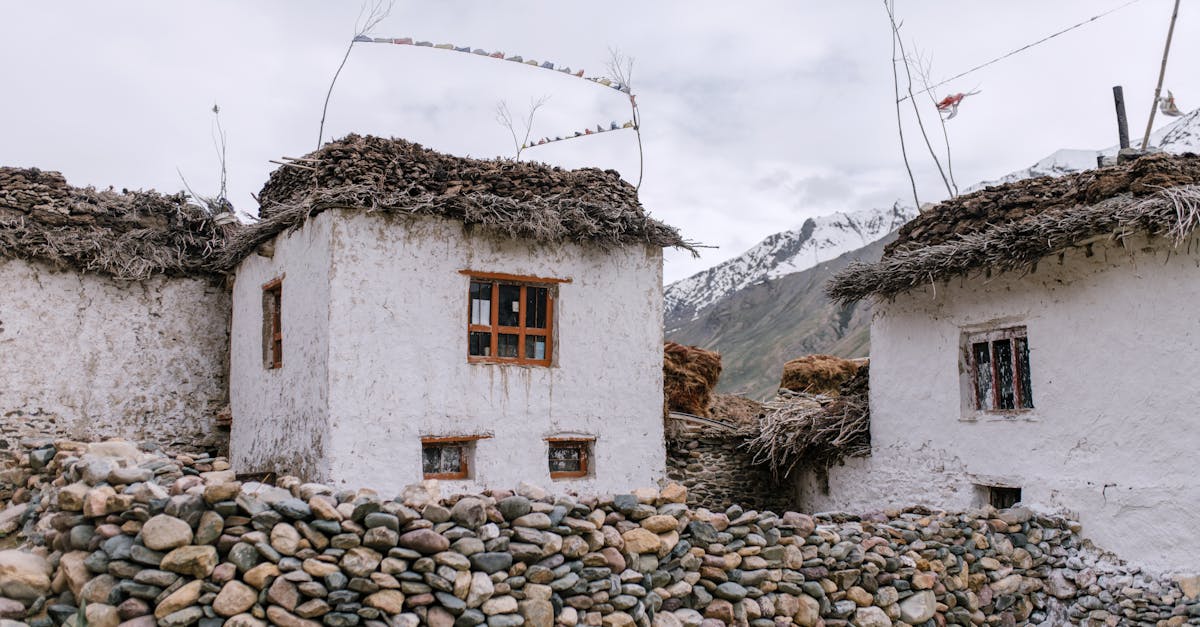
[523,121,636,150]
[355,35,635,95]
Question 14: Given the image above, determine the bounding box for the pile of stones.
[1,439,1197,627]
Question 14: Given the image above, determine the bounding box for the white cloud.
[1,1,1194,282]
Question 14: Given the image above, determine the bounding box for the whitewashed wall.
[324,212,666,496]
[228,211,667,496]
[229,213,333,479]
[0,258,228,451]
[800,236,1200,574]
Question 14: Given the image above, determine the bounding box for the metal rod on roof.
[1140,0,1182,150]
[1113,86,1130,150]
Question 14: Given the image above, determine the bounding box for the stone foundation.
[4,440,1196,626]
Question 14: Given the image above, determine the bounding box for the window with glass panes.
[966,327,1033,412]
[466,274,554,365]
[547,438,591,479]
[421,436,486,480]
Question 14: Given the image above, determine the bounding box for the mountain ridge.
[664,203,914,329]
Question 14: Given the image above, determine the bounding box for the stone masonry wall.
[2,440,1199,627]
[666,428,791,514]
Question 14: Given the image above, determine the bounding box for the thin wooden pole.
[1141,0,1182,150]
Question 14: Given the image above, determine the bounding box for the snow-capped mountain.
[1150,107,1200,152]
[664,203,915,327]
[967,149,1101,191]
[665,107,1200,332]
[971,107,1200,190]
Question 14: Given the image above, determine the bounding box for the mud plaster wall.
[228,212,333,480]
[0,257,228,454]
[799,235,1200,574]
[323,211,666,496]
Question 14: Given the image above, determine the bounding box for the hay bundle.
[663,342,722,417]
[779,354,864,395]
[747,364,871,478]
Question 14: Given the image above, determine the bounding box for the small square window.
[989,486,1022,510]
[421,436,486,480]
[547,438,592,480]
[262,277,283,369]
[965,327,1033,412]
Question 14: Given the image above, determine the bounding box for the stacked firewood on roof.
[214,134,692,271]
[0,167,229,280]
[890,152,1200,254]
[258,134,642,217]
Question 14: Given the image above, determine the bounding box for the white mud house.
[223,135,690,496]
[0,167,231,453]
[823,153,1200,573]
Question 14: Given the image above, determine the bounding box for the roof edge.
[825,185,1200,303]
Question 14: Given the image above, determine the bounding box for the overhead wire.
[899,0,1144,103]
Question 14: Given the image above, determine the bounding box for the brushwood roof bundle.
[827,152,1200,303]
[218,134,692,270]
[0,167,230,281]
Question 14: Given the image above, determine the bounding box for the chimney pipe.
[1113,85,1130,150]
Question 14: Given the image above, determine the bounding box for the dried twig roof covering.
[746,363,871,478]
[217,135,692,269]
[828,153,1200,303]
[0,167,230,280]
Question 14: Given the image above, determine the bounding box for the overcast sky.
[2,1,1196,282]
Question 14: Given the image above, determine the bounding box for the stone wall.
[665,426,790,513]
[0,258,230,458]
[5,440,1198,627]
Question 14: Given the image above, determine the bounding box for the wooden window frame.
[546,437,593,480]
[420,435,490,480]
[989,486,1022,509]
[462,270,565,367]
[262,276,284,370]
[966,327,1033,413]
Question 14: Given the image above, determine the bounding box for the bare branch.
[178,104,234,216]
[496,96,549,161]
[317,0,395,150]
[210,104,229,204]
[606,47,635,87]
[885,1,954,199]
[607,48,645,191]
[885,0,919,210]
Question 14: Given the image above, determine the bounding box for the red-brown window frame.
[420,435,491,480]
[546,437,593,480]
[462,270,568,367]
[967,327,1033,412]
[262,277,284,370]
